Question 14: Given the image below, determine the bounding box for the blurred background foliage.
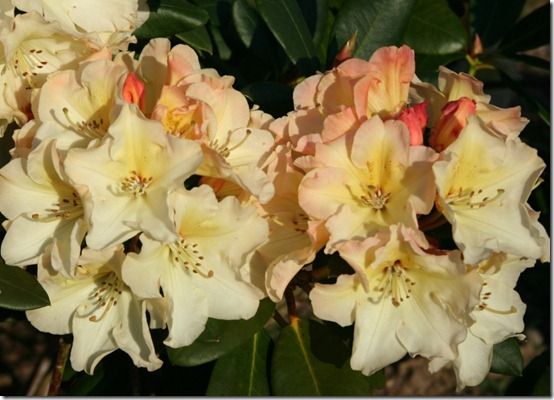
[0,0,549,395]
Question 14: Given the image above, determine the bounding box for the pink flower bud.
[398,101,428,146]
[430,97,476,151]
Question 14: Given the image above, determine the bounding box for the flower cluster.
[0,0,548,392]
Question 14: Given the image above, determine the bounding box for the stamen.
[169,238,214,278]
[446,187,504,209]
[84,272,123,322]
[360,185,391,210]
[62,107,106,139]
[29,191,83,221]
[120,171,152,196]
[210,129,252,158]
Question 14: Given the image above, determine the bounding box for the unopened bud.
[333,31,358,67]
[122,72,145,110]
[398,102,428,146]
[430,97,476,151]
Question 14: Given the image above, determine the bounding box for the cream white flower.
[26,246,162,374]
[13,0,148,49]
[310,225,482,376]
[429,253,534,390]
[433,116,546,264]
[298,115,436,250]
[0,140,86,275]
[310,225,481,375]
[122,185,267,348]
[32,59,128,151]
[64,104,203,249]
[0,11,107,133]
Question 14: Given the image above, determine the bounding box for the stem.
[273,310,288,327]
[284,286,297,319]
[47,337,71,396]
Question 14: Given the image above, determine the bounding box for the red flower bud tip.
[122,72,145,110]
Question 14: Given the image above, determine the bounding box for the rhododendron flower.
[13,0,149,49]
[298,115,436,249]
[32,59,128,151]
[64,105,203,249]
[125,39,275,203]
[0,11,109,133]
[433,116,546,264]
[122,185,267,347]
[429,253,534,391]
[0,140,86,275]
[310,225,482,376]
[26,246,162,374]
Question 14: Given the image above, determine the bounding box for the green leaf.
[232,0,279,66]
[0,264,50,310]
[167,298,275,367]
[496,68,550,126]
[206,331,271,395]
[209,25,232,60]
[499,4,549,53]
[490,337,524,376]
[506,351,549,395]
[134,0,209,39]
[255,0,319,74]
[415,52,465,84]
[501,54,550,71]
[241,81,293,118]
[176,27,213,54]
[402,0,466,55]
[331,0,415,60]
[271,318,384,395]
[470,0,525,47]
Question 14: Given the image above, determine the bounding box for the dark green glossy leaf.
[403,0,466,54]
[206,331,271,395]
[496,68,550,126]
[490,337,524,376]
[232,0,278,65]
[0,264,49,310]
[167,298,275,367]
[331,0,415,60]
[241,81,293,118]
[501,54,550,70]
[415,52,465,83]
[499,4,549,53]
[134,0,209,39]
[209,25,232,60]
[471,0,525,47]
[255,0,319,74]
[506,351,549,395]
[271,318,384,395]
[176,27,213,54]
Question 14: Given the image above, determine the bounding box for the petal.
[310,274,359,327]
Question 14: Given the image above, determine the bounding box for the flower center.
[360,185,391,210]
[169,238,214,278]
[446,187,504,209]
[368,260,416,307]
[31,191,83,221]
[85,272,123,322]
[120,171,152,196]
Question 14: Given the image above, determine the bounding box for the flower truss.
[0,0,548,394]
